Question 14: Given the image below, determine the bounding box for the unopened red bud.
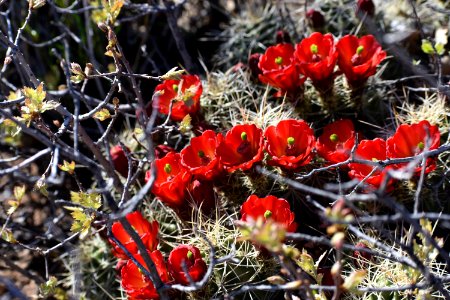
[356,0,375,17]
[248,53,262,79]
[275,30,292,44]
[306,9,325,29]
[110,145,130,177]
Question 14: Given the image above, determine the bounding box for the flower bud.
[248,53,262,79]
[356,0,375,17]
[275,29,292,44]
[306,9,325,29]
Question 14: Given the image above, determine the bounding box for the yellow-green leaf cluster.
[70,63,86,83]
[93,108,111,121]
[70,191,101,210]
[0,119,22,146]
[39,276,57,297]
[7,185,26,215]
[236,217,286,252]
[20,83,59,126]
[58,160,76,175]
[1,228,16,243]
[179,114,192,134]
[91,0,123,25]
[69,209,95,239]
[34,175,49,196]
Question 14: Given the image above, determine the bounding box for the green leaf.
[23,83,46,103]
[58,160,75,175]
[34,175,49,196]
[70,208,94,239]
[435,43,445,55]
[39,276,57,297]
[14,185,26,202]
[421,40,435,55]
[179,114,192,134]
[93,108,111,121]
[1,228,16,243]
[296,249,317,279]
[70,191,101,210]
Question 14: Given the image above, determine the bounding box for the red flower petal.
[258,43,305,95]
[168,245,207,285]
[316,119,355,164]
[294,32,338,84]
[264,119,315,170]
[386,120,440,174]
[348,138,391,189]
[240,195,297,233]
[336,34,386,86]
[152,75,202,122]
[180,130,224,180]
[121,250,170,299]
[216,124,264,172]
[109,211,159,259]
[146,152,191,208]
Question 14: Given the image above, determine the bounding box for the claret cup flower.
[264,119,315,170]
[258,43,305,97]
[168,244,207,285]
[216,124,264,172]
[316,119,356,164]
[336,34,386,87]
[109,211,159,259]
[146,152,191,208]
[386,120,440,174]
[294,32,338,88]
[348,138,390,189]
[153,74,202,122]
[121,250,170,299]
[240,195,297,233]
[180,130,223,180]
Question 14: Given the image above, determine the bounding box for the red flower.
[336,34,386,86]
[180,130,223,180]
[264,119,315,170]
[316,119,356,164]
[109,211,159,260]
[240,195,297,233]
[216,124,264,172]
[121,250,170,300]
[294,32,338,86]
[168,245,207,285]
[348,138,390,189]
[258,43,305,96]
[146,152,191,208]
[386,120,440,174]
[153,74,202,122]
[110,145,130,178]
